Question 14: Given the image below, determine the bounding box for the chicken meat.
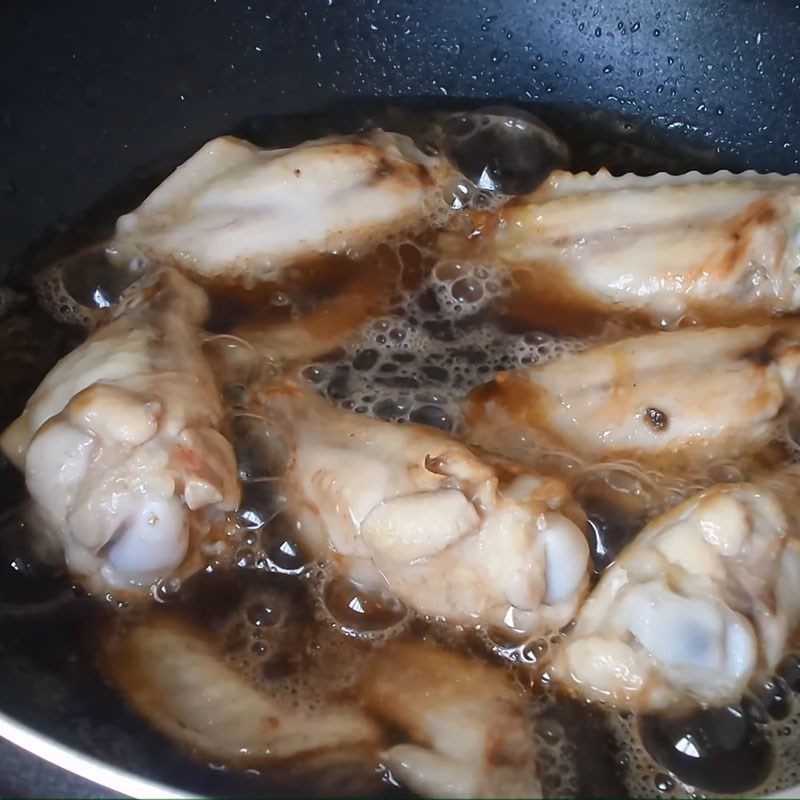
[466,323,800,465]
[361,638,541,798]
[0,269,240,595]
[550,482,800,710]
[253,379,590,636]
[465,169,800,325]
[102,615,380,765]
[113,131,449,281]
[231,264,398,365]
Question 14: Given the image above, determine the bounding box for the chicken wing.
[232,264,397,365]
[466,323,800,465]
[361,638,541,798]
[102,615,380,765]
[0,269,240,595]
[114,131,448,281]
[550,483,800,710]
[255,380,589,636]
[470,170,800,324]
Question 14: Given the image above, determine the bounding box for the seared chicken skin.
[255,380,589,636]
[114,131,448,281]
[0,270,239,595]
[550,483,800,711]
[361,639,541,798]
[466,323,800,465]
[472,170,800,325]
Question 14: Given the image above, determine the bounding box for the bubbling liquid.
[4,105,800,798]
[306,256,583,432]
[195,248,800,796]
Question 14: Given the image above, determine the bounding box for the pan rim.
[0,702,798,799]
[0,708,199,799]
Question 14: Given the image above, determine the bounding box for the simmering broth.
[1,105,799,798]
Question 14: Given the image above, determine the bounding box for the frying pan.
[1,1,800,796]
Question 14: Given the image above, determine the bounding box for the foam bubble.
[437,108,568,196]
[317,574,409,640]
[303,264,582,434]
[34,243,147,328]
[604,689,800,799]
[34,263,93,328]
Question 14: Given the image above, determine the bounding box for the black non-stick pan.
[1,1,799,796]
